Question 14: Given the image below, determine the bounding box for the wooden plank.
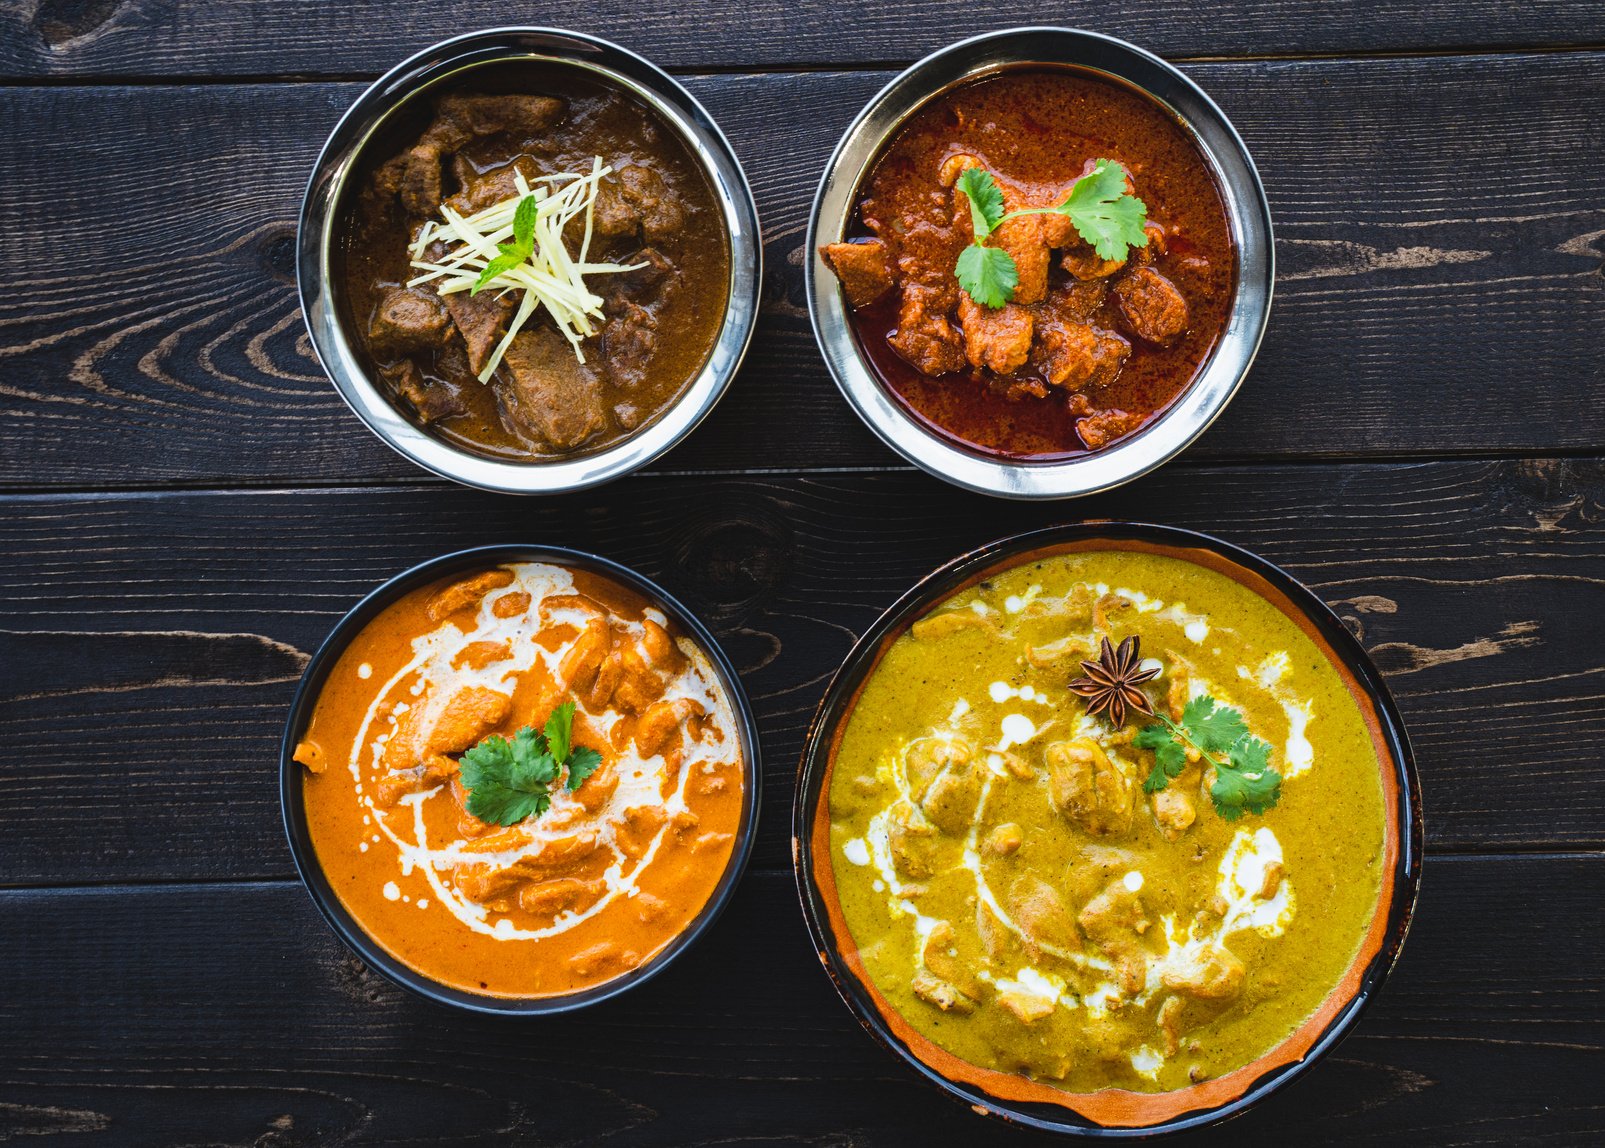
[2,460,1601,885]
[1,53,1602,489]
[2,0,1601,77]
[1,859,1600,1144]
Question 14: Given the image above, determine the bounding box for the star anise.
[1068,635,1159,727]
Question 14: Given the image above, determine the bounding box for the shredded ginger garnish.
[405,158,645,381]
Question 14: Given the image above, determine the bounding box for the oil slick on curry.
[820,69,1234,458]
[822,550,1388,1098]
[294,562,745,998]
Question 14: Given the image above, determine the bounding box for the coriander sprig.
[457,701,604,827]
[1133,694,1283,820]
[953,161,1149,308]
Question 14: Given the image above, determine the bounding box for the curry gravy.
[826,552,1386,1093]
[300,563,744,997]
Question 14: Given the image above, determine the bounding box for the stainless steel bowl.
[806,28,1274,500]
[299,28,762,494]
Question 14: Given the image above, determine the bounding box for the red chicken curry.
[821,69,1235,457]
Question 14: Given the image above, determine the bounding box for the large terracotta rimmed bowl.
[281,544,762,1016]
[792,523,1421,1135]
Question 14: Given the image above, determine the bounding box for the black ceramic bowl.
[793,523,1422,1135]
[281,544,762,1015]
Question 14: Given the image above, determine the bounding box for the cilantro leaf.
[543,701,575,764]
[459,726,556,826]
[955,167,1005,238]
[512,194,538,250]
[956,244,1019,309]
[1134,723,1188,792]
[1210,735,1282,820]
[1181,695,1250,754]
[1060,159,1149,261]
[472,252,525,294]
[566,746,604,791]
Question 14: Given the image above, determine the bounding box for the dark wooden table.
[3,3,1602,1144]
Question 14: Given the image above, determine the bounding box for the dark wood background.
[2,1,1601,1143]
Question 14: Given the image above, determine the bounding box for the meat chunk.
[1006,876,1080,955]
[917,756,983,835]
[912,971,974,1014]
[395,144,446,217]
[1113,266,1189,345]
[957,293,1033,376]
[604,302,657,390]
[609,247,676,304]
[427,569,515,621]
[887,802,937,880]
[1078,878,1152,996]
[434,93,564,141]
[499,328,607,451]
[441,289,514,377]
[887,284,965,376]
[992,215,1050,304]
[594,165,684,243]
[1031,320,1129,392]
[996,986,1055,1024]
[1161,943,1245,1001]
[443,156,538,214]
[1152,786,1197,840]
[382,360,465,425]
[1061,241,1127,282]
[820,239,895,308]
[922,921,983,999]
[1077,408,1149,451]
[425,686,511,756]
[369,287,451,354]
[1046,738,1134,836]
[293,740,325,773]
[910,610,996,641]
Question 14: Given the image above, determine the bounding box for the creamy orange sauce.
[300,562,745,997]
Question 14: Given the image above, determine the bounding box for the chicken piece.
[500,328,607,451]
[912,971,974,1014]
[293,740,325,773]
[1077,408,1149,451]
[957,293,1033,376]
[559,617,611,692]
[1078,879,1152,996]
[887,802,937,880]
[996,987,1056,1024]
[1047,738,1134,836]
[975,901,1011,961]
[1132,222,1168,266]
[910,610,996,641]
[1259,861,1285,899]
[491,591,530,619]
[1161,943,1245,1001]
[568,941,631,979]
[938,153,982,187]
[922,921,983,998]
[992,215,1050,305]
[1112,266,1189,345]
[440,289,514,377]
[986,822,1023,856]
[612,643,668,713]
[456,829,602,898]
[1007,876,1080,955]
[427,569,515,621]
[634,697,705,757]
[1032,319,1129,391]
[1152,786,1197,841]
[425,687,510,756]
[1158,995,1186,1057]
[888,284,966,376]
[616,804,668,861]
[1038,212,1076,249]
[904,738,969,800]
[1092,592,1132,633]
[452,640,512,671]
[820,239,895,308]
[1166,663,1192,721]
[373,752,459,807]
[518,877,605,917]
[638,618,686,677]
[383,360,464,426]
[369,287,451,355]
[918,757,984,836]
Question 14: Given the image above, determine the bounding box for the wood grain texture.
[3,459,1601,885]
[1,53,1602,489]
[2,0,1601,77]
[2,859,1600,1144]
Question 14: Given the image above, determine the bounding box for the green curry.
[827,551,1386,1093]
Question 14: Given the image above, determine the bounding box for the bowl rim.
[791,522,1423,1134]
[297,27,763,495]
[279,543,764,1016]
[804,27,1275,500]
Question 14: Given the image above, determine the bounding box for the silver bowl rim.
[297,27,763,495]
[804,26,1274,500]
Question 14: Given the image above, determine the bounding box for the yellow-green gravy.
[827,551,1386,1093]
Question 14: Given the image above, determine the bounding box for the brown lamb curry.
[343,71,732,461]
[821,69,1235,457]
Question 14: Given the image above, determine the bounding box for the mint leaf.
[1210,735,1281,820]
[512,194,538,250]
[1181,695,1250,754]
[956,244,1018,309]
[543,701,575,765]
[472,252,524,295]
[955,167,1005,238]
[1061,159,1148,261]
[566,746,604,791]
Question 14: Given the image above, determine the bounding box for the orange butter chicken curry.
[296,563,745,997]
